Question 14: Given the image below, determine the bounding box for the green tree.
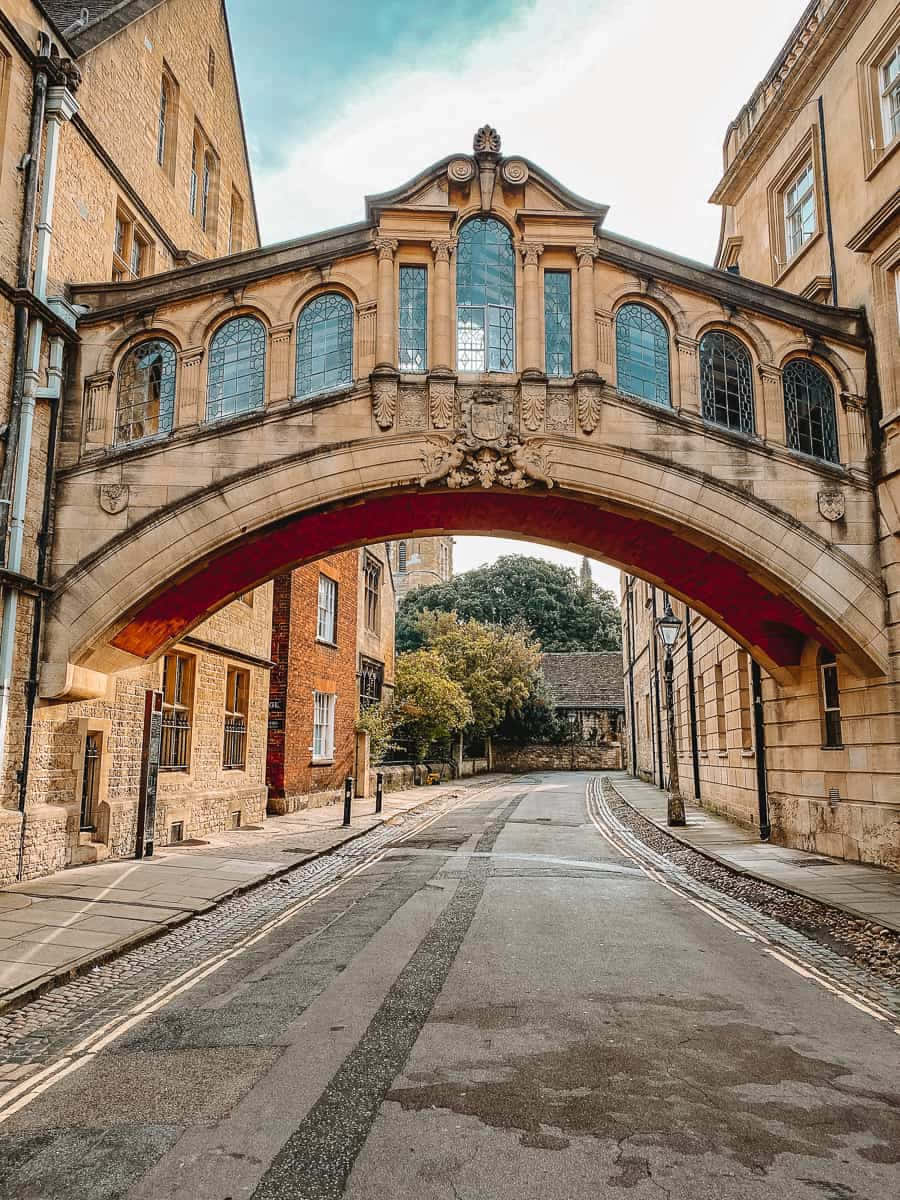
[355,701,395,765]
[396,555,620,653]
[392,649,472,761]
[429,617,540,737]
[495,676,569,745]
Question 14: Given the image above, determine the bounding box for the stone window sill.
[311,758,334,768]
[315,638,338,649]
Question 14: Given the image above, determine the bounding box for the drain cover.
[789,858,838,867]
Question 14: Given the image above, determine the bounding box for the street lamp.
[655,598,685,827]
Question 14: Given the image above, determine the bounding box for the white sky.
[249,0,802,598]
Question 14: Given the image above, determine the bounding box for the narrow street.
[1,772,898,1200]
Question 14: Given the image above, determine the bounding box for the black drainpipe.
[650,588,664,790]
[684,609,701,801]
[817,96,838,307]
[626,581,637,776]
[751,660,770,841]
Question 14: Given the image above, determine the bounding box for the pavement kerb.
[603,776,900,934]
[0,779,503,1016]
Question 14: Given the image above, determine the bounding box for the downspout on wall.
[625,580,637,776]
[684,609,701,801]
[0,80,78,791]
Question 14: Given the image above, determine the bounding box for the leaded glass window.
[206,316,266,422]
[783,359,838,463]
[615,304,670,405]
[399,266,427,372]
[456,217,515,372]
[116,339,176,444]
[297,293,353,398]
[544,271,572,376]
[699,331,754,434]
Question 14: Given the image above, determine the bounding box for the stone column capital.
[518,242,544,267]
[840,391,866,413]
[757,362,783,383]
[374,238,399,262]
[430,239,457,263]
[576,244,598,268]
[674,334,699,356]
[177,345,205,367]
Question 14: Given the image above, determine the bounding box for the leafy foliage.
[495,676,570,745]
[355,702,395,765]
[392,649,472,760]
[396,555,620,653]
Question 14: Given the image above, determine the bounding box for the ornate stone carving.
[429,378,455,429]
[518,242,544,268]
[520,379,546,431]
[371,374,398,430]
[83,372,113,440]
[576,244,598,269]
[430,238,457,263]
[546,392,574,434]
[818,490,845,522]
[98,483,129,515]
[501,158,529,185]
[447,158,474,184]
[374,237,398,261]
[421,435,553,490]
[473,125,501,154]
[576,378,602,434]
[398,389,427,433]
[460,386,514,444]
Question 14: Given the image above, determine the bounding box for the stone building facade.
[266,545,395,814]
[541,651,625,750]
[0,0,266,881]
[388,535,454,602]
[622,0,900,868]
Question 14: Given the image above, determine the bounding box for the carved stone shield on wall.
[98,483,129,515]
[818,490,845,522]
[461,387,513,448]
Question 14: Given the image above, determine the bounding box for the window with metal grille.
[359,658,384,709]
[398,266,427,371]
[699,331,754,434]
[206,316,266,422]
[80,733,101,830]
[223,666,248,769]
[116,339,176,445]
[201,151,213,232]
[296,293,353,397]
[313,691,336,760]
[363,555,381,633]
[737,651,753,752]
[189,133,199,216]
[161,653,194,771]
[818,650,843,748]
[544,271,572,376]
[397,541,407,572]
[783,159,816,259]
[316,574,337,643]
[714,662,726,750]
[169,821,184,843]
[615,303,670,405]
[696,670,708,753]
[783,359,838,463]
[156,75,169,167]
[456,217,515,372]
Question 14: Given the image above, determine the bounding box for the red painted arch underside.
[109,488,824,665]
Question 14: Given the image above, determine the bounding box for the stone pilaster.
[757,363,783,444]
[575,245,599,376]
[519,241,544,374]
[840,392,869,471]
[358,301,377,377]
[675,335,700,415]
[83,372,114,450]
[596,308,614,378]
[430,239,456,372]
[176,347,205,428]
[268,323,294,404]
[374,238,399,369]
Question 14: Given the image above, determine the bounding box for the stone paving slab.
[613,776,900,932]
[0,778,491,1012]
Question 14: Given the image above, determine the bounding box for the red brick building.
[266,545,395,812]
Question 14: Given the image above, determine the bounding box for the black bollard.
[343,777,353,826]
[375,772,384,814]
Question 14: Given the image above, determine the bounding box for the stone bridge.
[46,128,881,699]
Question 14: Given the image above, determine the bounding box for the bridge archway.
[43,435,887,698]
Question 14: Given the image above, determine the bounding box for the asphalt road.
[1,772,898,1199]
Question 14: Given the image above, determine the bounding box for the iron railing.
[223,717,247,770]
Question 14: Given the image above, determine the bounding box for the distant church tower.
[389,537,454,602]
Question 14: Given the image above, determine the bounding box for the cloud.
[250,0,800,262]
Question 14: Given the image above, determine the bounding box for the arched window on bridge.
[296,293,354,398]
[699,330,754,435]
[206,316,266,422]
[783,359,838,464]
[456,217,515,372]
[115,339,176,445]
[615,303,670,405]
